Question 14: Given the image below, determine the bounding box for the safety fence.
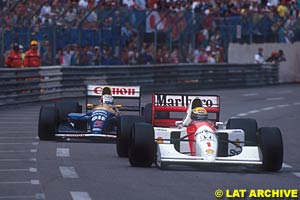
[0,63,278,106]
[2,9,299,66]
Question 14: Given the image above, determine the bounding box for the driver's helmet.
[101,94,114,107]
[191,107,208,120]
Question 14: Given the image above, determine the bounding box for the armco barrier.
[0,63,278,106]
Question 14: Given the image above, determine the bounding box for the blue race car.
[38,85,142,141]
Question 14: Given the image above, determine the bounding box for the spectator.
[121,22,137,45]
[19,45,25,67]
[71,44,81,66]
[79,46,90,65]
[170,48,179,64]
[266,51,279,63]
[24,40,41,67]
[56,48,63,65]
[42,46,53,66]
[93,46,101,65]
[5,43,22,68]
[62,45,74,67]
[254,47,264,64]
[207,52,216,64]
[277,49,286,62]
[78,0,88,9]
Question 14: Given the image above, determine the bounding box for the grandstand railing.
[0,63,278,107]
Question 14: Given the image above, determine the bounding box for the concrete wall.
[228,42,300,83]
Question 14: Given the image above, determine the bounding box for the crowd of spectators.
[1,0,300,67]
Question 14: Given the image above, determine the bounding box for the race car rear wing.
[152,93,220,127]
[86,85,141,114]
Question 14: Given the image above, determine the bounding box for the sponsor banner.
[154,94,219,108]
[87,85,140,98]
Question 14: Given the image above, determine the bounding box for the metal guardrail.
[0,64,278,106]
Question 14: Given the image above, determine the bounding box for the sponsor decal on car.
[88,85,140,97]
[154,94,219,107]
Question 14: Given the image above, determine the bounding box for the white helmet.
[101,94,114,107]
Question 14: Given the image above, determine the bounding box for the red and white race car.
[119,93,283,171]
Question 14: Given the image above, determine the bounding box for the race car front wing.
[157,144,262,168]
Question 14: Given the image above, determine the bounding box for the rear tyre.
[257,127,283,171]
[144,103,170,124]
[38,105,58,140]
[129,122,155,167]
[116,115,144,157]
[226,118,258,146]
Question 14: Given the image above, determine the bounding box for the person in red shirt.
[24,40,41,67]
[5,43,22,68]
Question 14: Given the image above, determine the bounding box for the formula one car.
[38,85,142,141]
[122,93,283,171]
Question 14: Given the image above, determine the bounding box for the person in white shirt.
[254,47,264,64]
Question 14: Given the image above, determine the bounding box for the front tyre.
[257,127,283,171]
[129,122,155,167]
[116,115,144,157]
[38,105,58,140]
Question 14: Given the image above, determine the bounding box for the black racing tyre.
[257,127,283,171]
[116,115,144,157]
[144,103,153,124]
[55,100,81,122]
[38,105,58,140]
[129,122,155,167]
[144,103,170,124]
[226,118,258,146]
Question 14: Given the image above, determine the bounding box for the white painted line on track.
[0,137,37,139]
[266,97,284,101]
[0,149,36,153]
[261,107,275,111]
[70,192,92,200]
[242,93,258,97]
[0,158,36,162]
[60,166,79,178]
[0,142,38,145]
[31,180,40,185]
[29,168,37,172]
[0,168,37,172]
[293,102,300,105]
[292,172,300,178]
[282,163,293,168]
[248,110,260,114]
[56,148,70,157]
[237,113,248,117]
[0,194,45,199]
[276,104,289,108]
[0,180,39,185]
[0,193,46,199]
